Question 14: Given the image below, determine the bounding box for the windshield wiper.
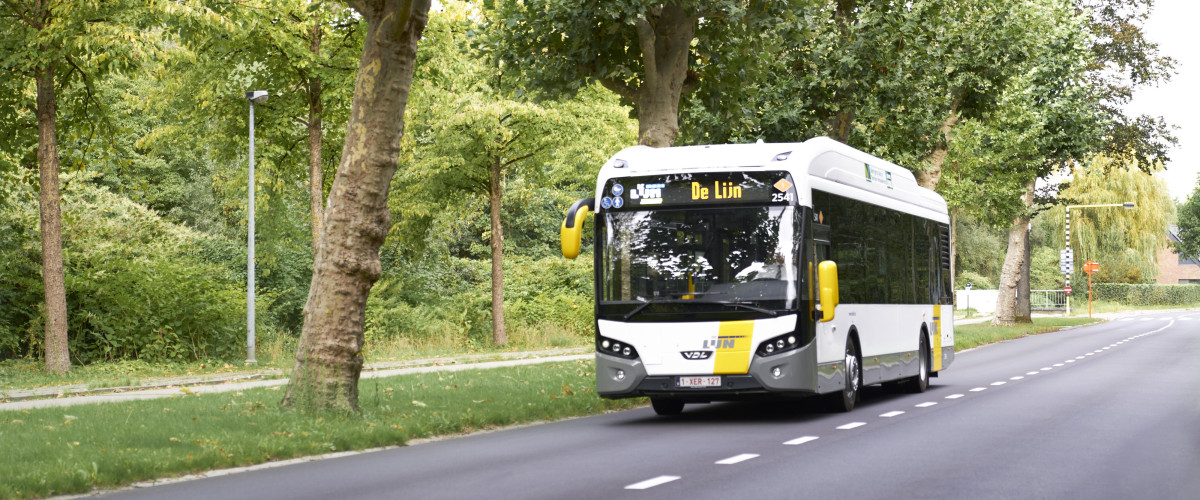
[623,298,678,320]
[622,292,724,320]
[711,301,778,317]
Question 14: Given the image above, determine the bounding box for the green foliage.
[955,271,995,291]
[1090,283,1200,307]
[1040,155,1173,284]
[0,177,245,363]
[364,255,594,350]
[1175,179,1200,261]
[955,215,1007,285]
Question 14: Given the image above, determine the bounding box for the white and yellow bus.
[561,137,954,415]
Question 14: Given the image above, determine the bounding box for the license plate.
[676,376,721,388]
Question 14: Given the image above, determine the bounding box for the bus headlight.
[756,332,801,357]
[596,335,639,360]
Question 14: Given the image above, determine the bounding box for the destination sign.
[599,171,797,210]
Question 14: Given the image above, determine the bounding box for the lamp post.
[1063,202,1135,315]
[246,90,267,365]
[965,282,973,318]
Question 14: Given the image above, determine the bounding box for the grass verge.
[0,359,643,500]
[955,317,1101,351]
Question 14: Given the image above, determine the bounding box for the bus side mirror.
[818,260,838,322]
[560,198,595,259]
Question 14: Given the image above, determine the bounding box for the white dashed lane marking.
[784,436,819,446]
[626,476,680,490]
[622,318,1182,493]
[716,454,759,465]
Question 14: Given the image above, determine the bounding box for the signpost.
[1083,259,1100,318]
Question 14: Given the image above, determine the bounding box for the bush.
[1091,283,1200,307]
[0,177,246,363]
[956,271,995,290]
[364,254,595,349]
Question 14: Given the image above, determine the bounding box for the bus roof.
[596,137,948,222]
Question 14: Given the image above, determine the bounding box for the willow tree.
[1041,157,1173,284]
[281,0,431,413]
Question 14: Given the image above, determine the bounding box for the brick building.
[1156,225,1200,285]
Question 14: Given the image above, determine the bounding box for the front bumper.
[596,340,820,401]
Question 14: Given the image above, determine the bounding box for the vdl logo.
[680,351,712,360]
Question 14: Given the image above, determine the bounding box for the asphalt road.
[96,311,1200,500]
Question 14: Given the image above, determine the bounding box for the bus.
[560,137,954,415]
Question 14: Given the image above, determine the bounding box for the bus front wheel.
[650,398,685,416]
[827,337,861,412]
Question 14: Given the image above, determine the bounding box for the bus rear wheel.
[650,398,685,416]
[827,337,861,412]
[902,333,930,393]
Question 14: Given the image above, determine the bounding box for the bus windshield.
[600,205,802,319]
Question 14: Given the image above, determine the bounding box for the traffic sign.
[1065,286,1072,295]
[1083,260,1100,275]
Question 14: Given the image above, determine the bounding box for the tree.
[281,0,431,413]
[0,0,187,373]
[980,0,1177,324]
[1043,156,1173,284]
[688,0,1045,192]
[393,4,636,345]
[488,0,794,147]
[1176,179,1200,262]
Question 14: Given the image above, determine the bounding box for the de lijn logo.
[600,184,626,210]
[630,182,664,205]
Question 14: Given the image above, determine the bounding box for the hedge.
[1090,283,1200,307]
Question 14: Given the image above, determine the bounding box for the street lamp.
[1062,202,1135,315]
[246,90,267,365]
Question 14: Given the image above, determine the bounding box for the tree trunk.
[632,5,695,147]
[992,181,1035,326]
[281,0,431,413]
[1017,213,1032,322]
[36,62,70,374]
[489,158,506,346]
[308,13,325,255]
[915,103,961,191]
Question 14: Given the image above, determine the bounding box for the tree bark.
[631,5,695,147]
[282,0,431,413]
[992,180,1036,326]
[915,104,961,191]
[308,13,325,256]
[489,157,506,345]
[36,61,70,374]
[1017,208,1032,322]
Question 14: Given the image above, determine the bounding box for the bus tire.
[903,332,930,393]
[827,337,861,412]
[650,398,685,416]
